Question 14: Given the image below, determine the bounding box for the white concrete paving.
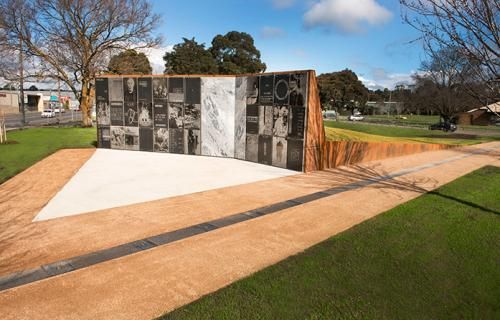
[34,149,298,221]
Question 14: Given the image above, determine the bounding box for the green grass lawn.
[325,120,498,145]
[363,114,440,127]
[0,127,96,184]
[160,166,500,319]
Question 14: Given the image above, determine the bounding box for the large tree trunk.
[79,80,94,127]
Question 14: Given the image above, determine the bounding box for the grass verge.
[325,121,498,145]
[0,127,96,184]
[160,165,500,319]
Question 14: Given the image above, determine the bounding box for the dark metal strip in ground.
[0,146,496,292]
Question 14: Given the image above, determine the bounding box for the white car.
[41,109,55,118]
[348,114,364,121]
[54,107,65,113]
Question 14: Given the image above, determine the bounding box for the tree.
[317,69,369,113]
[210,31,266,74]
[0,0,160,126]
[400,0,499,106]
[412,47,479,118]
[163,38,218,74]
[108,49,152,75]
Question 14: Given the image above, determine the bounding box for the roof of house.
[467,101,500,113]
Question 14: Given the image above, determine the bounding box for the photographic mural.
[96,72,309,171]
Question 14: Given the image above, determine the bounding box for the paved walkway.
[0,143,498,319]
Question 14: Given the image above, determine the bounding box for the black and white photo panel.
[245,134,258,162]
[97,101,110,126]
[185,78,201,104]
[109,78,123,102]
[258,135,273,165]
[169,128,184,154]
[138,77,152,102]
[139,128,153,152]
[272,137,287,168]
[246,104,259,134]
[123,77,138,127]
[153,77,168,100]
[272,105,288,138]
[110,102,124,126]
[258,105,273,135]
[288,106,306,139]
[154,101,168,128]
[259,75,274,105]
[111,126,139,151]
[154,128,169,152]
[184,128,201,155]
[168,102,184,129]
[286,138,304,171]
[274,74,290,105]
[138,101,153,127]
[184,104,201,129]
[168,77,184,102]
[246,76,259,105]
[289,73,308,107]
[98,126,111,149]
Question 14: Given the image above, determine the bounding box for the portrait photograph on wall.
[289,73,307,107]
[185,128,201,155]
[246,76,259,105]
[168,77,184,102]
[123,77,138,127]
[153,77,168,100]
[154,128,169,152]
[273,105,288,138]
[168,102,184,129]
[97,101,110,126]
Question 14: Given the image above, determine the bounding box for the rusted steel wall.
[321,141,453,169]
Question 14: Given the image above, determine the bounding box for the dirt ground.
[0,143,498,320]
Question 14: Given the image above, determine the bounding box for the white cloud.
[261,26,286,39]
[138,45,174,74]
[359,71,414,91]
[272,0,295,9]
[304,0,392,33]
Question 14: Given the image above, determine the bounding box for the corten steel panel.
[304,71,326,172]
[322,141,453,169]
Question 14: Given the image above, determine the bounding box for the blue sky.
[147,0,426,90]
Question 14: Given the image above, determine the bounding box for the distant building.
[0,89,78,114]
[457,102,500,126]
[365,101,404,115]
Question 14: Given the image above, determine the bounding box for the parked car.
[429,122,457,132]
[322,110,337,120]
[41,109,55,118]
[348,114,364,121]
[53,107,65,113]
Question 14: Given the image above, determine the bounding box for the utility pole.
[19,37,26,126]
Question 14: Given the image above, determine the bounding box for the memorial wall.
[95,71,312,172]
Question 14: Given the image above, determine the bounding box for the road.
[3,111,83,129]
